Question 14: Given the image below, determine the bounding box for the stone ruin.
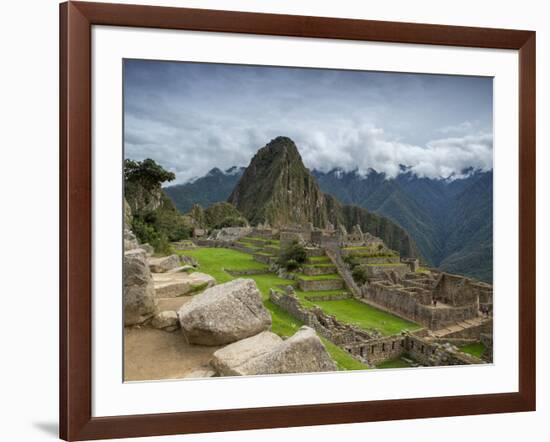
[269,286,380,346]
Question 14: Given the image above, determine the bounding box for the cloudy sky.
[124,59,493,184]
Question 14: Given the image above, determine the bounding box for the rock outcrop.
[124,229,139,251]
[211,326,337,376]
[153,272,216,298]
[124,249,158,325]
[210,331,283,376]
[148,255,181,273]
[177,279,271,345]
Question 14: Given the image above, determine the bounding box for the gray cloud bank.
[124,60,493,184]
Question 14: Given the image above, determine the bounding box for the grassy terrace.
[303,263,335,268]
[308,256,331,263]
[176,247,368,370]
[296,296,421,336]
[375,357,414,369]
[295,273,342,281]
[459,342,486,358]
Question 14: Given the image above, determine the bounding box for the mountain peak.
[227,137,327,227]
[258,136,301,159]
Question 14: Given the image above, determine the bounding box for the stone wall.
[362,281,479,330]
[345,336,407,365]
[405,335,483,366]
[401,258,420,272]
[343,334,483,367]
[269,289,378,346]
[437,318,493,339]
[303,265,337,276]
[433,273,479,307]
[304,293,352,302]
[298,278,344,291]
[363,263,409,278]
[324,247,362,298]
[305,247,326,257]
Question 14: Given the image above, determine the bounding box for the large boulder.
[211,326,337,376]
[124,249,158,325]
[180,255,199,267]
[148,255,181,273]
[211,331,283,376]
[177,279,271,345]
[153,272,215,298]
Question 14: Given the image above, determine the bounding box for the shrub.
[352,266,369,286]
[285,259,300,271]
[343,254,359,269]
[279,240,307,270]
[131,217,172,255]
[214,216,248,229]
[378,244,384,251]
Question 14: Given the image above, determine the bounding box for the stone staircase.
[430,316,491,339]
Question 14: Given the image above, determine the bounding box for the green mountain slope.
[227,137,418,258]
[314,169,493,282]
[164,167,244,213]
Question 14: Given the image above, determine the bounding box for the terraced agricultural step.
[253,253,277,265]
[263,245,281,255]
[305,247,326,257]
[303,264,337,276]
[298,277,344,292]
[307,256,331,264]
[241,238,271,247]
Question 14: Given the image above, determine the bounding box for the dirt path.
[156,296,192,312]
[124,326,220,382]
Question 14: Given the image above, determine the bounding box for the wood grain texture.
[59,1,536,440]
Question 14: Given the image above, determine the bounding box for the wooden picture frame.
[59,1,536,440]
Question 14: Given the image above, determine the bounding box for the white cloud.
[124,61,493,183]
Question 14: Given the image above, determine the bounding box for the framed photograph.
[60,1,536,440]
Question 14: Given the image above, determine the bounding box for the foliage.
[278,240,307,270]
[124,158,175,189]
[285,259,300,271]
[214,216,248,229]
[351,266,369,285]
[204,202,248,229]
[343,254,359,269]
[131,217,172,255]
[188,204,206,228]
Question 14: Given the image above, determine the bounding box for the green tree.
[124,158,175,189]
[352,266,369,286]
[279,240,307,270]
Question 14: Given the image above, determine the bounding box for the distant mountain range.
[164,166,244,215]
[313,168,493,282]
[164,140,492,282]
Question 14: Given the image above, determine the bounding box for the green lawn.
[375,357,414,369]
[305,299,421,336]
[459,342,486,358]
[177,248,268,282]
[177,247,367,370]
